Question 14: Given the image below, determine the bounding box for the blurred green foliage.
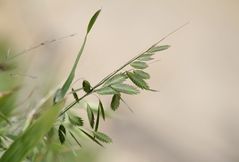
[0,8,172,162]
[0,40,18,121]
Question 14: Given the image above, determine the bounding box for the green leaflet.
[53,9,101,104]
[130,61,148,69]
[94,103,100,132]
[126,71,149,90]
[111,84,139,95]
[137,54,154,61]
[68,114,84,127]
[110,94,121,111]
[149,45,170,53]
[82,80,91,93]
[93,131,112,143]
[58,124,66,144]
[103,73,127,87]
[71,88,79,101]
[0,101,64,162]
[96,86,119,95]
[87,104,94,128]
[99,100,105,120]
[133,70,150,79]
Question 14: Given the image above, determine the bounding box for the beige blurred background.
[1,0,239,162]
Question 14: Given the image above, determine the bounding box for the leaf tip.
[87,9,101,34]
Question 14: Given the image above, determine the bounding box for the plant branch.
[59,22,189,116]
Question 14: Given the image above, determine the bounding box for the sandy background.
[0,0,239,162]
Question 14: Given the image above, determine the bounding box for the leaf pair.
[86,100,105,130]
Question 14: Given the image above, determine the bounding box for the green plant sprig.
[59,45,162,116]
[59,31,184,116]
[56,21,188,148]
[57,43,171,147]
[58,17,189,117]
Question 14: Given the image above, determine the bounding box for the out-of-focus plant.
[0,9,185,162]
